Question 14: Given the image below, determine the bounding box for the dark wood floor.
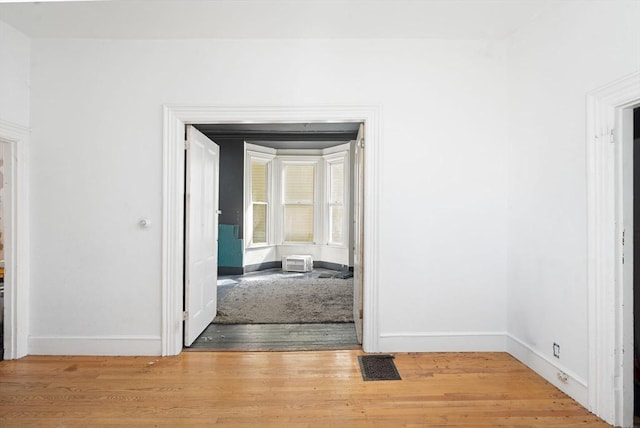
[0,351,608,427]
[188,323,359,351]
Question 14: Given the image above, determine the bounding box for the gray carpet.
[214,273,354,324]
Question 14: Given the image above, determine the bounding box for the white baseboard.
[377,331,589,410]
[28,335,162,356]
[506,334,588,408]
[377,331,507,352]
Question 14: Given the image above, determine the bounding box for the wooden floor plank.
[0,351,607,427]
[190,323,359,351]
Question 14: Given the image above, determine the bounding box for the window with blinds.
[245,143,349,250]
[251,159,269,244]
[282,163,315,242]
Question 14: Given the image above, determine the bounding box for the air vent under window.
[282,255,313,272]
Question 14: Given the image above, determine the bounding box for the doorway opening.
[183,122,364,351]
[586,71,640,426]
[0,125,28,361]
[0,143,4,360]
[161,105,380,357]
[623,102,640,427]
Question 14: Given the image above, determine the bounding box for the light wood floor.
[0,351,608,427]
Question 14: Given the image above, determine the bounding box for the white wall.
[27,37,508,354]
[0,20,30,128]
[506,0,640,404]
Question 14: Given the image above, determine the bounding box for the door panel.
[184,125,219,347]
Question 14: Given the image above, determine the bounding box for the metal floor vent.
[358,354,402,381]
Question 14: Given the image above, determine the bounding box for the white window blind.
[283,163,315,242]
[251,160,268,244]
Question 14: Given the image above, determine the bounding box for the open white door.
[184,125,220,347]
[353,124,364,344]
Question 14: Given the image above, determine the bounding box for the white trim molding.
[507,334,588,408]
[29,335,162,356]
[379,330,589,406]
[586,70,640,426]
[162,105,382,356]
[378,331,507,353]
[0,119,30,360]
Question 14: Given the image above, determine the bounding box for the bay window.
[245,143,349,251]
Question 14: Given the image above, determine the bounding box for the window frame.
[277,157,321,245]
[324,149,350,247]
[245,144,276,248]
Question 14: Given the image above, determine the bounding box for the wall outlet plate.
[553,342,560,358]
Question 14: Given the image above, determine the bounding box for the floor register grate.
[357,354,402,381]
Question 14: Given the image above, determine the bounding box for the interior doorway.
[161,105,381,357]
[0,143,5,361]
[0,124,29,361]
[184,122,363,351]
[623,102,640,426]
[586,71,640,426]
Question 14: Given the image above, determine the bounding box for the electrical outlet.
[557,371,568,383]
[553,342,560,359]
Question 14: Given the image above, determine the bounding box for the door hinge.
[185,139,190,150]
[182,311,189,321]
[359,139,365,149]
[609,128,615,144]
[359,309,363,319]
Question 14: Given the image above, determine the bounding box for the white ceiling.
[0,0,556,40]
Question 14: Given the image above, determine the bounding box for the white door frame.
[161,105,381,356]
[586,70,640,426]
[0,119,30,360]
